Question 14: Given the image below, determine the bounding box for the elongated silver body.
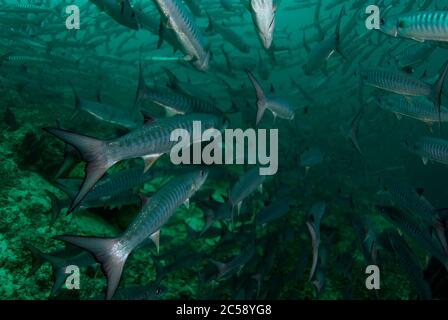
[121,170,207,249]
[77,98,144,130]
[380,181,435,225]
[361,68,432,97]
[410,137,448,165]
[104,114,222,161]
[249,0,276,49]
[381,11,448,42]
[58,166,159,202]
[56,170,208,299]
[377,95,448,124]
[386,230,432,300]
[152,0,210,71]
[45,113,225,213]
[376,206,448,269]
[143,88,222,115]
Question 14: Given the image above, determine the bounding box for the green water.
[0,0,448,300]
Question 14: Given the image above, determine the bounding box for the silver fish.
[407,136,448,166]
[360,60,448,125]
[44,113,226,213]
[55,169,208,299]
[249,0,276,50]
[377,95,448,125]
[246,70,295,125]
[380,11,448,42]
[152,0,210,71]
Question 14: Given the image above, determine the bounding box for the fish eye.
[380,18,385,25]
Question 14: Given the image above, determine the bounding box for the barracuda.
[249,0,277,50]
[380,11,448,42]
[135,63,223,116]
[360,60,448,126]
[385,230,432,300]
[55,169,208,299]
[407,136,448,166]
[376,205,448,270]
[152,0,210,71]
[377,95,448,125]
[44,113,226,213]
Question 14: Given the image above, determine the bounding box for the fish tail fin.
[24,241,67,295]
[245,69,266,126]
[134,61,147,107]
[54,235,127,300]
[431,60,448,130]
[51,266,70,296]
[40,254,70,296]
[43,128,110,214]
[45,190,64,224]
[54,146,79,180]
[24,242,47,276]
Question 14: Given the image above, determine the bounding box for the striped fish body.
[377,206,448,268]
[0,54,52,65]
[378,95,448,123]
[144,89,222,115]
[384,11,448,42]
[382,182,435,224]
[152,0,210,71]
[361,68,432,97]
[55,170,207,299]
[412,137,448,165]
[386,230,432,300]
[120,170,208,249]
[57,166,158,202]
[0,4,54,14]
[45,113,224,213]
[105,113,224,163]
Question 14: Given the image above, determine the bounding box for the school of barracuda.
[2,0,448,300]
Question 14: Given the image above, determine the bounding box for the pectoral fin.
[142,154,161,172]
[150,230,161,254]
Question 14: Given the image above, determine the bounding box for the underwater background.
[1,0,448,300]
